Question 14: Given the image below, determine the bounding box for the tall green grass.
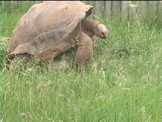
[1,2,162,122]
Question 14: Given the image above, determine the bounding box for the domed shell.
[8,1,93,60]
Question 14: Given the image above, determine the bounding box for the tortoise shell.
[8,1,93,60]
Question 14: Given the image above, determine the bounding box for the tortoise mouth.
[101,34,108,39]
[102,36,107,39]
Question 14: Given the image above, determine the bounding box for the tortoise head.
[94,23,108,39]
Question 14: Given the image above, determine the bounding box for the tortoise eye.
[101,32,104,36]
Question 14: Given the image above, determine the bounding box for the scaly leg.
[91,35,98,52]
[76,32,93,66]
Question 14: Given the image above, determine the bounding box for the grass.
[131,1,138,5]
[1,2,162,122]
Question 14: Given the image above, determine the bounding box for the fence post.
[157,1,162,24]
[121,1,131,22]
[138,1,149,22]
[112,1,121,20]
[104,1,111,20]
[148,1,158,24]
[94,1,105,17]
[129,4,138,22]
[1,1,4,7]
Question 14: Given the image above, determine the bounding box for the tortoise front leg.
[91,35,98,52]
[52,35,98,69]
[76,32,93,67]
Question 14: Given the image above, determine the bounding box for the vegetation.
[1,2,162,122]
[131,1,138,5]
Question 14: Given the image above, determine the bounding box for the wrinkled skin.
[70,19,108,67]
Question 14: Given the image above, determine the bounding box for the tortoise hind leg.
[76,32,93,67]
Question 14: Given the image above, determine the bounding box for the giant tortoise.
[7,1,108,67]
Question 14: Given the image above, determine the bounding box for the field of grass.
[1,2,162,122]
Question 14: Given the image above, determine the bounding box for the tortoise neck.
[82,19,100,33]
